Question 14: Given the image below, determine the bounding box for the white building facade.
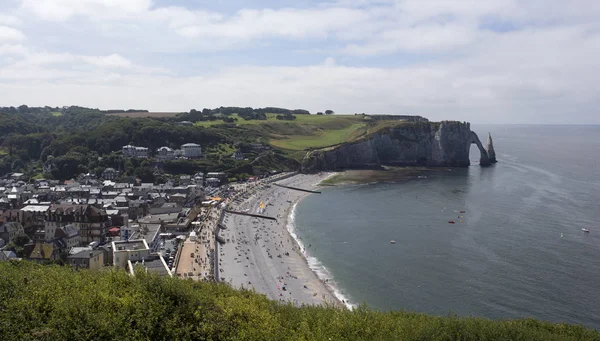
[157,147,175,160]
[181,143,202,158]
[122,145,149,158]
[112,239,150,268]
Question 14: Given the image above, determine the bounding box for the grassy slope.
[0,261,597,341]
[268,122,367,150]
[198,114,373,157]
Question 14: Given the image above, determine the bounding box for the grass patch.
[0,261,597,341]
[195,114,370,153]
[195,115,427,161]
[31,173,47,180]
[269,123,367,150]
[51,111,62,117]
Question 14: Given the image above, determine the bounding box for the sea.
[291,125,600,329]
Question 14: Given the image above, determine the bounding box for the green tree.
[51,152,86,180]
[135,166,155,183]
[325,110,334,115]
[5,235,30,257]
[11,159,24,172]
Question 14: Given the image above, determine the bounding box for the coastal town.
[1,0,599,336]
[0,151,340,306]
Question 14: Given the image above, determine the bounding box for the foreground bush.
[0,261,597,341]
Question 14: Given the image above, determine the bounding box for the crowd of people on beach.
[212,176,343,307]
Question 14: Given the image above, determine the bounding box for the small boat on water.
[582,228,590,233]
[448,220,456,224]
[460,210,466,213]
[390,240,396,244]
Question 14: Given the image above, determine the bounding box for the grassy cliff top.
[213,114,434,158]
[0,261,597,341]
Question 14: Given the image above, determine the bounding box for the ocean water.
[293,125,600,329]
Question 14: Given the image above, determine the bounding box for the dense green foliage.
[0,105,352,180]
[178,106,310,124]
[0,113,45,137]
[0,261,597,341]
[0,107,254,180]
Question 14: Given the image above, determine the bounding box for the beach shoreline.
[284,192,357,309]
[218,173,344,307]
[280,172,357,308]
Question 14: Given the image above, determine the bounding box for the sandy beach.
[218,173,342,307]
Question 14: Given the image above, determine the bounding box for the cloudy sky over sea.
[0,0,598,124]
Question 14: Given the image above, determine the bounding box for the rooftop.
[21,205,50,212]
[137,257,169,276]
[68,250,103,259]
[69,246,93,255]
[112,239,148,251]
[138,212,180,224]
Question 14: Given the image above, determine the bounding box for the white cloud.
[1,48,166,83]
[323,57,336,66]
[1,0,599,123]
[20,0,152,21]
[0,14,21,26]
[19,1,370,43]
[343,23,477,55]
[0,43,27,55]
[396,0,517,20]
[84,54,132,68]
[0,25,25,42]
[171,7,370,41]
[1,34,597,124]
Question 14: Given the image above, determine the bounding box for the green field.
[269,122,366,150]
[51,111,62,117]
[195,114,372,152]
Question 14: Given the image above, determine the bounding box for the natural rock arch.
[487,133,497,163]
[469,131,490,166]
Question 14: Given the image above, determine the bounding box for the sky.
[0,0,598,124]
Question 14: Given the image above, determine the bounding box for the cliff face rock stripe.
[487,133,497,163]
[300,121,496,173]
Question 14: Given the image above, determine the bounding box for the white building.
[122,145,149,158]
[120,224,136,241]
[135,147,149,158]
[157,146,175,160]
[111,239,150,269]
[102,168,119,180]
[122,145,136,157]
[181,143,202,158]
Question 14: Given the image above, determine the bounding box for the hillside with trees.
[0,105,426,182]
[0,105,322,181]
